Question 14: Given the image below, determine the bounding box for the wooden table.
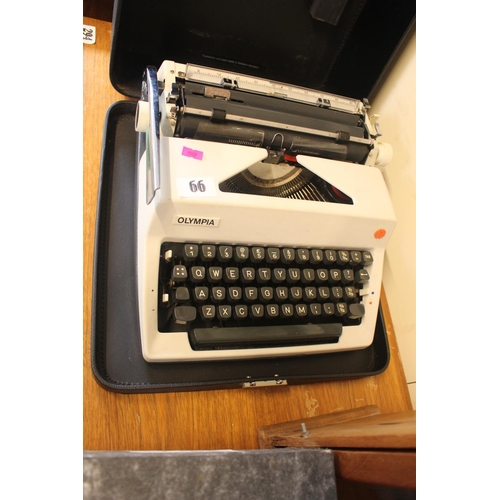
[83,17,413,452]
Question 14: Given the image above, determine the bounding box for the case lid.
[110,0,415,101]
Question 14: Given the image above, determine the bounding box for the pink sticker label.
[182,146,203,160]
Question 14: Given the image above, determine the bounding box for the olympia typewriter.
[133,60,396,363]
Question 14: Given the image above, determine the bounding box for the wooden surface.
[260,410,416,449]
[258,406,416,489]
[334,450,416,489]
[83,17,413,451]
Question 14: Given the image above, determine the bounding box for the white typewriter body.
[135,60,396,362]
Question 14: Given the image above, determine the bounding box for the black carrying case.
[91,0,415,393]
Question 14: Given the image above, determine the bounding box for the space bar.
[190,324,342,350]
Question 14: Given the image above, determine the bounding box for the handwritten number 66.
[189,180,206,193]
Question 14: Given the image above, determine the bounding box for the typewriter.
[134,61,396,362]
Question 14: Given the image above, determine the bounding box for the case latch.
[243,380,288,388]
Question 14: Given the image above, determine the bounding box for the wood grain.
[83,17,413,451]
[264,410,416,449]
[334,450,416,489]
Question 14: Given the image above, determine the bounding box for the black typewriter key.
[175,287,190,302]
[290,287,303,301]
[315,269,328,283]
[310,249,323,264]
[322,303,335,317]
[211,287,226,302]
[207,267,223,283]
[182,244,199,261]
[194,286,209,302]
[217,305,232,320]
[259,287,274,301]
[348,303,365,319]
[301,269,315,284]
[308,303,322,317]
[334,303,348,317]
[217,245,233,262]
[241,267,255,283]
[287,268,300,283]
[329,269,341,283]
[281,248,295,264]
[304,287,317,302]
[342,269,354,283]
[172,265,188,282]
[234,305,248,319]
[296,249,309,264]
[337,251,350,265]
[294,304,308,318]
[318,287,330,300]
[355,269,370,284]
[280,304,294,318]
[362,251,374,266]
[272,268,286,283]
[265,304,280,319]
[190,266,205,283]
[250,304,264,319]
[331,287,343,300]
[257,268,271,283]
[244,287,258,302]
[323,250,337,264]
[174,305,197,324]
[250,247,265,263]
[234,246,249,263]
[266,247,280,263]
[201,304,216,319]
[351,251,362,265]
[200,245,216,262]
[275,287,288,301]
[224,267,239,283]
[228,287,242,302]
[344,286,357,301]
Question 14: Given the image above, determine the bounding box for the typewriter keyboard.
[158,243,373,350]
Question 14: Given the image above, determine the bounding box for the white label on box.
[83,25,96,44]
